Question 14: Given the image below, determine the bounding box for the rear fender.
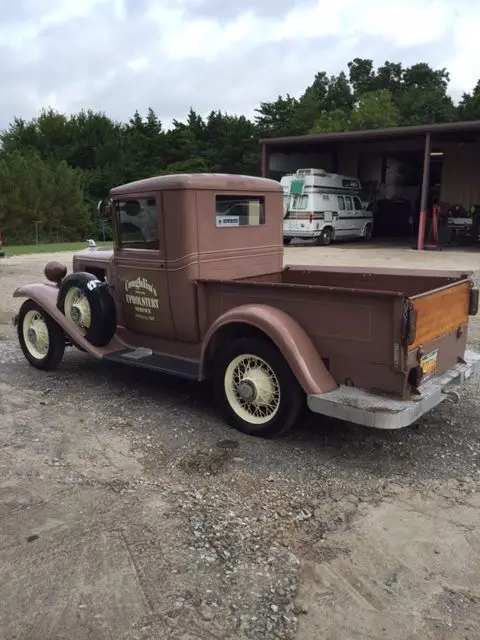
[13,283,104,358]
[200,304,337,395]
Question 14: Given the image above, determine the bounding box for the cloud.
[0,0,478,131]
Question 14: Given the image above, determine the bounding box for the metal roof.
[260,120,480,146]
[110,173,281,196]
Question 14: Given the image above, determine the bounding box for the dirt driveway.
[1,245,480,640]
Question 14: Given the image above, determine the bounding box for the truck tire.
[17,299,65,371]
[316,228,333,246]
[364,223,373,241]
[283,237,292,245]
[213,336,304,437]
[57,272,116,347]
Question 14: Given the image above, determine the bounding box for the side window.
[116,197,159,250]
[354,196,363,210]
[337,196,345,210]
[291,195,308,209]
[345,196,353,211]
[216,195,265,227]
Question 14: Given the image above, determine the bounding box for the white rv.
[281,168,374,245]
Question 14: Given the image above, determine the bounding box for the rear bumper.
[283,230,322,238]
[307,349,480,429]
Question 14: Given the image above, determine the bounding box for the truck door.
[112,194,175,339]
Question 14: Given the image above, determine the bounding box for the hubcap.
[224,354,281,425]
[238,380,257,402]
[70,306,81,323]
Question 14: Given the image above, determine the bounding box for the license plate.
[420,350,438,380]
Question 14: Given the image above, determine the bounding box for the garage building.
[260,121,480,249]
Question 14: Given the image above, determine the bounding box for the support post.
[261,143,267,177]
[416,133,431,250]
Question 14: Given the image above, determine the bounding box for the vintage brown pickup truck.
[13,173,480,437]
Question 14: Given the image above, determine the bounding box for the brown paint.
[13,283,123,357]
[13,172,477,401]
[44,261,67,283]
[199,303,337,395]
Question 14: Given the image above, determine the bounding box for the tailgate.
[408,279,476,379]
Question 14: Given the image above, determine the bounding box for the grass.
[2,242,111,256]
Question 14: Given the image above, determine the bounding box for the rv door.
[353,195,367,233]
[336,195,354,237]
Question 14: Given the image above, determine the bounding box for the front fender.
[13,283,104,358]
[200,304,337,395]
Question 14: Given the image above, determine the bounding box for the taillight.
[308,212,313,223]
[469,287,479,315]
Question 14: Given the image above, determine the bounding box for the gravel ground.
[1,247,480,640]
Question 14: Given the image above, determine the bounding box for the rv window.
[215,195,265,227]
[345,196,353,210]
[322,194,330,201]
[354,196,363,210]
[338,196,345,210]
[291,195,308,209]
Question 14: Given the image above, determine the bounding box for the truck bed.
[198,265,473,399]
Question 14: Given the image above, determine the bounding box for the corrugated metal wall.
[440,142,480,208]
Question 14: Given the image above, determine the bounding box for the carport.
[260,121,480,250]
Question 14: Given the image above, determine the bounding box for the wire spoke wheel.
[214,336,304,437]
[63,286,92,335]
[22,310,50,360]
[17,299,65,371]
[224,353,281,425]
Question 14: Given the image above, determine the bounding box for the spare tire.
[57,272,117,347]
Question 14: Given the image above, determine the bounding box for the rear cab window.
[337,196,345,210]
[215,195,265,227]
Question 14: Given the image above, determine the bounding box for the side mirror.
[97,199,113,218]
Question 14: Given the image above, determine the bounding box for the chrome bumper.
[307,349,480,429]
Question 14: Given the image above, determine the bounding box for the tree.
[457,80,480,121]
[348,58,378,96]
[0,56,477,244]
[395,63,456,125]
[254,94,300,137]
[350,89,399,130]
[310,110,349,134]
[0,150,88,243]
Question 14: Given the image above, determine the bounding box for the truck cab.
[77,174,284,346]
[13,172,480,438]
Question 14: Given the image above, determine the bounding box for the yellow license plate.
[420,350,438,379]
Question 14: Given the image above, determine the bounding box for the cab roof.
[109,173,282,197]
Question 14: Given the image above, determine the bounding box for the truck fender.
[13,283,104,358]
[200,304,338,395]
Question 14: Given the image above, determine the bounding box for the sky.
[0,0,479,130]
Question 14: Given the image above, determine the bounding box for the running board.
[103,348,200,380]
